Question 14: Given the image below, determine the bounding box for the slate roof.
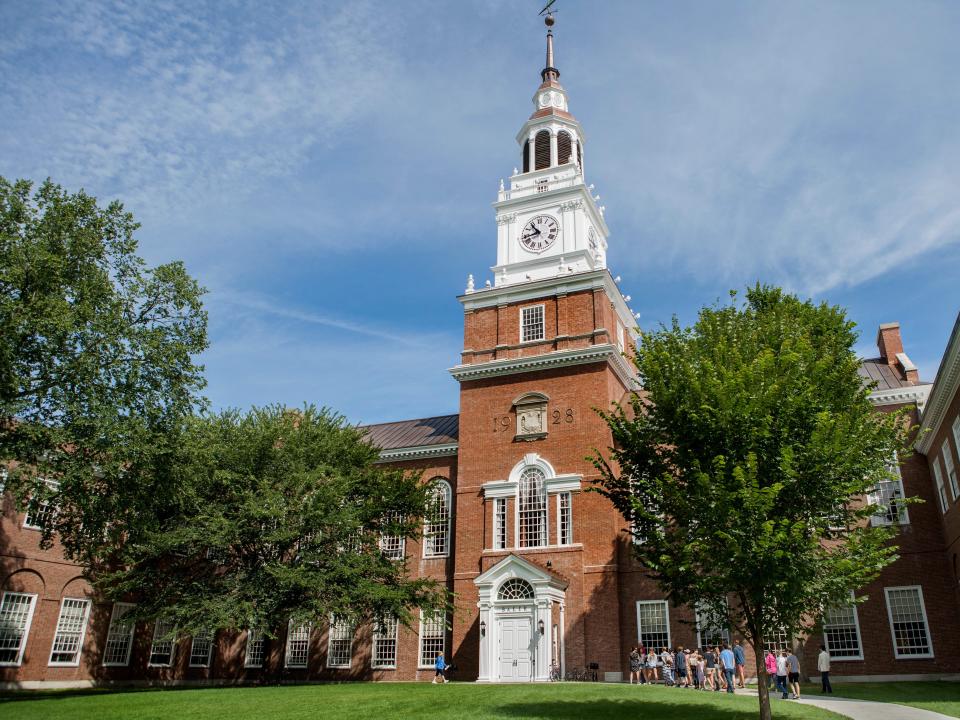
[858,358,915,390]
[361,414,459,450]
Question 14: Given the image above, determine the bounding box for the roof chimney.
[876,322,919,385]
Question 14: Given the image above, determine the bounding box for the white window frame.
[48,597,92,667]
[520,304,545,344]
[418,609,446,669]
[516,466,548,548]
[557,492,572,546]
[493,497,507,550]
[372,615,398,670]
[869,459,909,525]
[0,591,38,667]
[244,628,265,669]
[147,618,177,667]
[23,478,60,531]
[933,460,949,514]
[379,511,405,561]
[188,629,214,668]
[952,416,960,474]
[635,600,671,651]
[102,602,137,667]
[884,585,934,659]
[943,440,959,501]
[423,479,452,559]
[616,319,625,352]
[284,620,311,668]
[695,601,730,649]
[326,615,354,669]
[822,592,864,661]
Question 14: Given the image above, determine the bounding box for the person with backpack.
[432,652,447,684]
[775,649,789,699]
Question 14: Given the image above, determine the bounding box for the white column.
[560,602,566,677]
[478,602,492,681]
[549,131,558,168]
[536,601,551,680]
[528,133,536,173]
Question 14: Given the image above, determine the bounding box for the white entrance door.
[498,616,533,681]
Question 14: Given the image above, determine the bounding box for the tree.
[593,286,909,720]
[97,405,449,652]
[0,177,208,565]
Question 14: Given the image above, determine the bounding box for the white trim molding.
[868,384,931,410]
[450,343,636,389]
[375,442,458,463]
[917,313,960,454]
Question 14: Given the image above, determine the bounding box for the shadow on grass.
[493,699,768,720]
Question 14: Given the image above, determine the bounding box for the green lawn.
[0,682,847,720]
[803,681,960,718]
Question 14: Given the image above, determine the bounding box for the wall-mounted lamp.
[538,619,545,635]
[480,620,486,637]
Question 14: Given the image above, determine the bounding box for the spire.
[541,12,559,82]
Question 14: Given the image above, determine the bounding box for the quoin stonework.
[3,17,960,689]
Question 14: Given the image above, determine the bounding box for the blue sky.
[2,0,959,424]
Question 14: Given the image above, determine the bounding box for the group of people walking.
[628,640,747,692]
[630,641,835,700]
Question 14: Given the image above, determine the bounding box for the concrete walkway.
[741,689,956,720]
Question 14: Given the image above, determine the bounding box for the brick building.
[2,18,960,688]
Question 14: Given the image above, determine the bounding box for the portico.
[474,554,567,682]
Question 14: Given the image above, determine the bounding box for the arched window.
[534,130,551,170]
[522,139,530,173]
[498,578,534,601]
[423,479,451,558]
[518,467,547,547]
[557,131,572,165]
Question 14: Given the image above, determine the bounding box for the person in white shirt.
[775,650,789,699]
[818,645,832,693]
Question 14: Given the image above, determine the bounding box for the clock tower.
[491,12,608,286]
[449,13,640,683]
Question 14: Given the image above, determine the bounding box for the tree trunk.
[752,635,772,720]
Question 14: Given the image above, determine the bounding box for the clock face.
[520,215,559,253]
[539,92,551,108]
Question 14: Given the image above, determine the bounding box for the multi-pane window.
[869,461,909,525]
[822,595,863,660]
[885,586,933,658]
[943,441,959,501]
[372,615,398,669]
[49,598,91,665]
[244,629,265,668]
[636,601,670,651]
[493,498,507,550]
[695,602,730,648]
[379,511,405,561]
[518,467,547,548]
[326,616,353,668]
[418,610,446,668]
[764,627,791,653]
[148,618,177,666]
[23,479,59,530]
[189,629,214,667]
[933,461,949,514]
[0,592,37,666]
[285,621,310,668]
[521,305,545,343]
[558,492,572,546]
[103,603,136,666]
[423,480,451,558]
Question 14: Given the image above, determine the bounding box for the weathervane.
[539,1,557,19]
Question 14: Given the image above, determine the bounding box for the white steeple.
[491,12,609,287]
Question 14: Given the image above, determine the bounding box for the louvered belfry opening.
[534,130,551,170]
[576,141,582,171]
[522,139,530,173]
[557,131,572,165]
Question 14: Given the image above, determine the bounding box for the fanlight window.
[534,130,551,170]
[518,467,547,548]
[498,578,535,601]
